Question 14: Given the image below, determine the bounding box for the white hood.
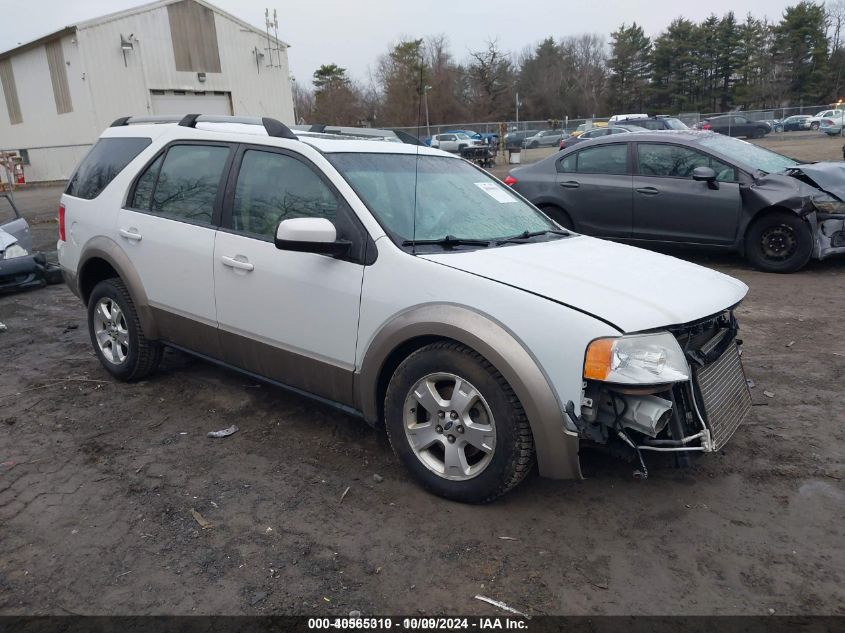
[421,235,748,333]
[0,228,18,252]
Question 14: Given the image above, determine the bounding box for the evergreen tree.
[608,23,652,112]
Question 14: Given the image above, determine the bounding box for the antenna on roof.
[263,8,283,69]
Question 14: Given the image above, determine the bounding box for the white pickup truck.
[807,108,844,131]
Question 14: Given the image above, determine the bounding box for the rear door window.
[129,144,230,225]
[575,144,628,174]
[65,137,152,200]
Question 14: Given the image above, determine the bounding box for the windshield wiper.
[402,235,492,249]
[493,229,570,245]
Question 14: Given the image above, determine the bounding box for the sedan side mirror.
[692,166,719,189]
[274,217,351,257]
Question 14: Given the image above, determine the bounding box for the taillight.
[560,140,567,149]
[503,175,518,187]
[822,119,834,125]
[702,122,711,130]
[58,203,66,241]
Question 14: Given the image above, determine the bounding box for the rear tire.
[87,278,162,381]
[539,204,574,230]
[745,211,813,273]
[384,342,535,503]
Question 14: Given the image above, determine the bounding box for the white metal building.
[0,0,294,182]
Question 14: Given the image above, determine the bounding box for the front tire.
[384,342,535,503]
[745,211,813,273]
[811,122,820,130]
[88,278,162,380]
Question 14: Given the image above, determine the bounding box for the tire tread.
[385,341,536,503]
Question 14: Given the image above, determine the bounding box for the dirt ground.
[1,132,844,616]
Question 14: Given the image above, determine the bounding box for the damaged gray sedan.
[507,130,845,272]
[0,193,62,292]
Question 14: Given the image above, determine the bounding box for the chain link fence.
[393,103,842,143]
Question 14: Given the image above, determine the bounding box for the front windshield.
[456,133,471,140]
[698,134,798,174]
[327,153,556,244]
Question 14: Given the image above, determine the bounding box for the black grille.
[693,342,751,450]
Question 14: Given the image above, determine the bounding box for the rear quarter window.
[66,137,152,200]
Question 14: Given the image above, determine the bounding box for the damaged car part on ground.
[506,130,845,273]
[0,193,63,293]
[59,115,752,503]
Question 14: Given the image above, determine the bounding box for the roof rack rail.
[109,114,298,140]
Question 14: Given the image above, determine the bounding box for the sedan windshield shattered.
[328,153,557,245]
[698,134,798,174]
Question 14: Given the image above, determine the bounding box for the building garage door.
[150,91,232,116]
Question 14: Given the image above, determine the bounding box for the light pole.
[423,85,432,137]
[515,90,519,127]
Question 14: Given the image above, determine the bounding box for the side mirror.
[692,166,719,189]
[274,217,351,257]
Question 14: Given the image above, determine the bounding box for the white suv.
[430,132,482,153]
[58,115,752,502]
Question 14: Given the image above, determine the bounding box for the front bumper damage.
[815,212,845,259]
[0,253,64,294]
[571,311,752,474]
[767,164,845,260]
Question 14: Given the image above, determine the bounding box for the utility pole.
[515,91,519,126]
[424,85,432,137]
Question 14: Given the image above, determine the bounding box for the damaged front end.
[776,164,845,260]
[568,310,751,476]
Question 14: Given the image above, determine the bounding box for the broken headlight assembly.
[812,193,845,215]
[2,243,29,259]
[583,332,690,386]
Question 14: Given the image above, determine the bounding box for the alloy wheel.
[93,297,129,364]
[403,372,496,481]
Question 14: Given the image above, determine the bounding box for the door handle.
[636,186,660,195]
[220,255,254,272]
[119,228,142,241]
[559,181,580,189]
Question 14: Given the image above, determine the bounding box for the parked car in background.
[615,116,689,131]
[430,132,483,153]
[700,115,770,138]
[807,108,844,130]
[559,124,644,150]
[774,115,811,132]
[819,117,843,136]
[505,130,845,273]
[608,113,648,123]
[570,122,608,138]
[59,115,754,502]
[444,129,482,141]
[523,130,565,148]
[503,130,540,149]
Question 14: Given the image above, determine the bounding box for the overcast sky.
[0,0,801,87]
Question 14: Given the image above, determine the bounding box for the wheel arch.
[355,304,582,480]
[77,236,159,339]
[536,202,574,230]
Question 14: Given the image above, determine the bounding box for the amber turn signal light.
[584,338,615,380]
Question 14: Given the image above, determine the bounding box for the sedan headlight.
[812,194,845,214]
[584,332,690,385]
[2,243,28,259]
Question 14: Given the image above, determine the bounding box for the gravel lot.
[1,131,844,616]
